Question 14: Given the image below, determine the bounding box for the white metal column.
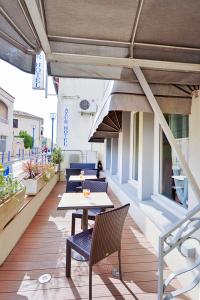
[133,66,200,202]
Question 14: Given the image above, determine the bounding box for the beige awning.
[1,1,200,85]
[89,81,192,142]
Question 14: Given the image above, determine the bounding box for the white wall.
[0,88,14,152]
[57,78,108,162]
[137,112,154,200]
[118,112,131,183]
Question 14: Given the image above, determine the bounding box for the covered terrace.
[1,1,200,299]
[0,182,185,300]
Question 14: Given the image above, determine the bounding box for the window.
[160,114,189,208]
[0,100,8,121]
[13,119,18,128]
[0,136,7,152]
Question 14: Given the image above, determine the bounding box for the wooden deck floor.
[0,182,189,300]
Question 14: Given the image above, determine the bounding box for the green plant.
[18,131,33,149]
[51,147,64,165]
[0,175,24,203]
[42,170,51,182]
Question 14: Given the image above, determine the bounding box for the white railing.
[60,149,98,171]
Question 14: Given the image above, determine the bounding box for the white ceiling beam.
[47,52,200,73]
[24,0,51,54]
[48,35,130,47]
[48,35,200,53]
[135,42,200,53]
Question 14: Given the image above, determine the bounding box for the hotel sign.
[32,52,45,90]
[63,107,69,148]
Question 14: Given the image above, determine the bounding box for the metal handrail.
[158,204,200,299]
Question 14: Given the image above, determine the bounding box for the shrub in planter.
[0,174,25,231]
[41,164,55,182]
[51,148,64,172]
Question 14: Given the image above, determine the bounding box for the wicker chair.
[75,169,99,192]
[85,177,106,182]
[66,204,130,300]
[71,181,108,235]
[83,169,97,176]
[66,168,82,192]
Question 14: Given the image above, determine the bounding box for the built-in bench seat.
[70,163,96,169]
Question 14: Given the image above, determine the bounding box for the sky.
[0,59,57,139]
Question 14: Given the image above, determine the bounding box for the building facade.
[57,78,108,165]
[13,110,44,151]
[0,87,14,153]
[91,80,200,299]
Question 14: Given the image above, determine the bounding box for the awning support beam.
[47,52,200,73]
[24,0,51,54]
[133,65,200,202]
[130,0,144,57]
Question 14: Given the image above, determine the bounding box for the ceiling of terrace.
[1,0,200,84]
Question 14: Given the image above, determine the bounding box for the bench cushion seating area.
[70,163,96,169]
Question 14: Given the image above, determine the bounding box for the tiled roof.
[14,110,43,121]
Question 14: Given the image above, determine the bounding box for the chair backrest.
[83,169,97,176]
[65,168,81,192]
[65,168,81,181]
[82,180,108,192]
[90,204,130,265]
[85,177,106,182]
[70,163,95,169]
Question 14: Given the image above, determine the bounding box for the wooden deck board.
[0,182,190,299]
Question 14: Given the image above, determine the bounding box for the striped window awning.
[89,81,192,142]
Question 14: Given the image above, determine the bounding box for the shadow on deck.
[0,182,189,299]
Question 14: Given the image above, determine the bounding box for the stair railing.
[158,203,200,299]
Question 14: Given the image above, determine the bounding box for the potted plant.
[0,173,25,231]
[41,164,55,182]
[51,147,64,175]
[22,161,45,195]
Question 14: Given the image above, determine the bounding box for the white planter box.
[0,189,25,231]
[23,175,45,196]
[0,174,58,265]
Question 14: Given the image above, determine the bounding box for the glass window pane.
[160,114,188,208]
[13,119,18,128]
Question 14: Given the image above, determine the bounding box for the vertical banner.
[32,52,45,90]
[63,107,69,148]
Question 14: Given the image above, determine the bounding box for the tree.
[18,131,33,149]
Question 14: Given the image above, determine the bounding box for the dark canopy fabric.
[1,0,200,84]
[0,0,40,73]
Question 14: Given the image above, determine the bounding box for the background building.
[0,87,14,152]
[57,78,108,165]
[13,110,44,152]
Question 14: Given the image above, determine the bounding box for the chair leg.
[66,240,71,277]
[71,215,76,235]
[89,265,92,300]
[118,249,122,280]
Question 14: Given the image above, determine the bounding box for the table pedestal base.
[71,250,88,262]
[112,267,121,278]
